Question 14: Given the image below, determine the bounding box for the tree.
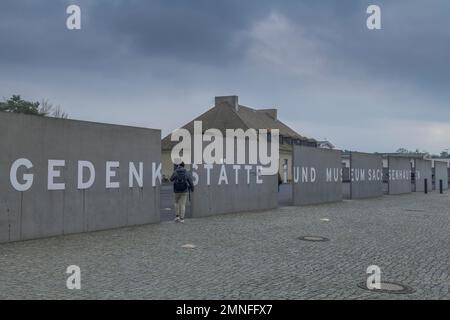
[0,95,68,118]
[395,148,410,154]
[395,148,428,155]
[0,95,41,115]
[39,99,68,119]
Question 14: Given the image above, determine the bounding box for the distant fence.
[387,157,412,195]
[349,152,383,199]
[434,161,449,190]
[292,146,342,205]
[414,159,432,193]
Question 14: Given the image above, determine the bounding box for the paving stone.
[0,191,449,299]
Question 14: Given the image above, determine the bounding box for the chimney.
[258,108,277,120]
[215,95,239,111]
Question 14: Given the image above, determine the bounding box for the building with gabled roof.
[161,95,317,181]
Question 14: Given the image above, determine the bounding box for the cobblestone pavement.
[0,191,449,300]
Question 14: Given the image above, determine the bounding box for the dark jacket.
[170,167,194,193]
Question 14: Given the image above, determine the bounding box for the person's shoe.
[179,219,185,223]
[174,217,180,222]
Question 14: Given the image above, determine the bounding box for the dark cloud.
[0,0,267,68]
[0,0,449,153]
[2,0,449,87]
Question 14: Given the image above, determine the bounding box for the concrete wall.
[190,164,278,218]
[387,157,412,195]
[279,150,292,183]
[414,159,432,192]
[292,146,342,205]
[0,112,161,243]
[349,152,383,199]
[342,167,350,182]
[162,150,173,182]
[342,182,351,199]
[434,161,449,190]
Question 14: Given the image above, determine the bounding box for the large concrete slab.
[190,164,278,218]
[414,159,432,192]
[292,146,342,205]
[434,161,449,190]
[0,112,161,243]
[387,157,412,195]
[342,182,351,199]
[349,152,383,199]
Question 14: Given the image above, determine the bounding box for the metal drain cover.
[298,236,330,242]
[358,281,415,294]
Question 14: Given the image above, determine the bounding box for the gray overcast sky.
[1,0,449,154]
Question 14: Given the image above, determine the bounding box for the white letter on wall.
[152,162,162,187]
[48,160,66,190]
[10,158,34,191]
[233,165,241,185]
[311,167,317,183]
[218,165,228,185]
[204,164,213,186]
[78,161,95,190]
[245,165,252,185]
[256,166,263,184]
[106,161,120,189]
[129,162,143,188]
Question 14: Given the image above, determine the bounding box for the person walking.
[278,172,282,192]
[170,162,194,223]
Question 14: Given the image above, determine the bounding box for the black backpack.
[173,169,188,193]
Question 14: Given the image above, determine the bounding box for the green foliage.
[0,95,42,115]
[0,95,68,118]
[395,148,429,156]
[395,148,410,154]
